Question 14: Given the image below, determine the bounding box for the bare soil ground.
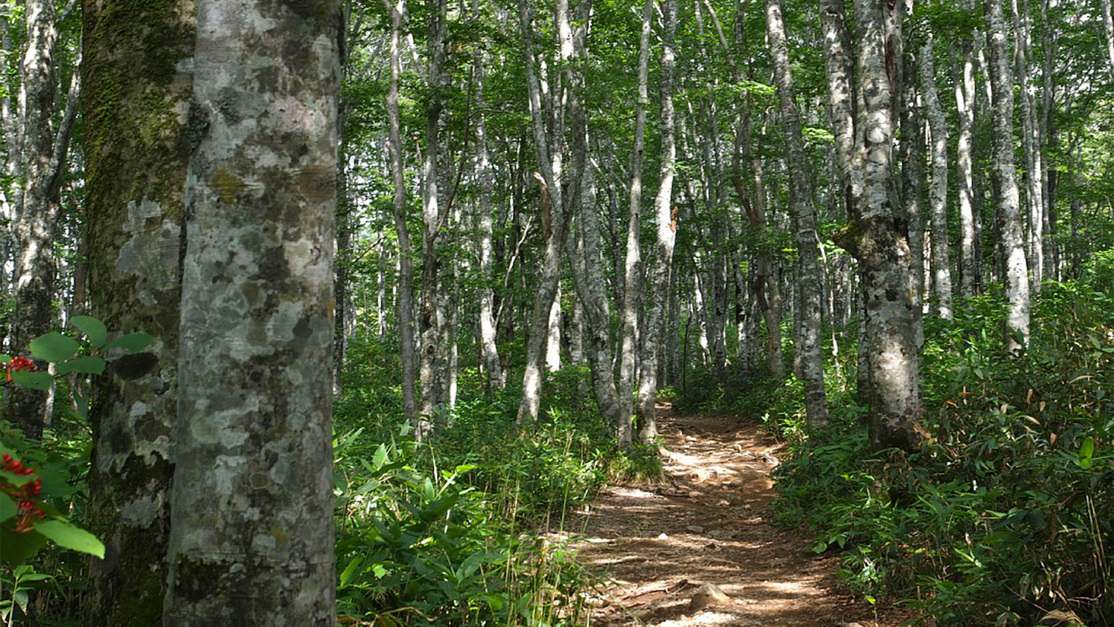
[569,409,916,627]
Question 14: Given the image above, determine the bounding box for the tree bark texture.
[954,34,979,297]
[385,0,418,421]
[765,0,829,428]
[920,37,954,318]
[164,0,340,622]
[82,0,194,621]
[986,0,1031,351]
[835,0,924,452]
[636,0,677,442]
[7,0,62,438]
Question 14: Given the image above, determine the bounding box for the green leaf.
[372,444,389,471]
[29,333,80,363]
[69,316,108,349]
[55,356,106,376]
[339,556,363,587]
[0,529,48,566]
[105,333,156,354]
[0,493,16,523]
[0,354,10,364]
[10,371,53,391]
[1078,436,1095,469]
[34,520,105,558]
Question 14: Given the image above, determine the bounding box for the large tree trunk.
[164,0,339,621]
[82,0,193,620]
[385,0,418,421]
[920,36,954,318]
[986,0,1031,351]
[834,0,924,452]
[636,0,677,443]
[765,0,829,428]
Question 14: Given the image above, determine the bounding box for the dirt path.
[570,411,912,626]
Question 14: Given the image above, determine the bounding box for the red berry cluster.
[1,452,46,532]
[3,356,37,383]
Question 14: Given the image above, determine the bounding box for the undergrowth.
[680,272,1113,626]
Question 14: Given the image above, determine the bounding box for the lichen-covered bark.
[835,0,924,452]
[635,0,677,442]
[765,0,828,428]
[920,37,954,318]
[82,0,195,616]
[986,0,1031,351]
[164,0,340,622]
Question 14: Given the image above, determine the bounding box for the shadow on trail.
[570,410,910,627]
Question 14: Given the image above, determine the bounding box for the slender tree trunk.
[1102,0,1114,85]
[765,0,829,428]
[618,0,653,421]
[545,287,563,372]
[986,0,1031,351]
[1011,0,1044,292]
[516,0,576,423]
[473,1,502,392]
[418,1,449,432]
[8,0,62,438]
[164,0,339,621]
[636,0,677,443]
[954,34,979,297]
[82,0,193,620]
[385,0,418,422]
[834,0,924,451]
[920,37,954,318]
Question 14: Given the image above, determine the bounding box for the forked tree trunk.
[164,0,339,622]
[833,0,924,451]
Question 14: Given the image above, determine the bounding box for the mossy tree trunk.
[82,0,194,622]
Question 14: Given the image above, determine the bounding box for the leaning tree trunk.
[163,0,339,622]
[834,0,924,452]
[765,0,829,428]
[82,0,193,620]
[986,0,1031,351]
[636,0,677,443]
[920,36,954,318]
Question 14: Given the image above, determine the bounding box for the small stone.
[657,532,669,540]
[688,491,701,498]
[686,524,705,533]
[688,583,731,612]
[717,499,731,507]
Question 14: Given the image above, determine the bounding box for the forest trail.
[570,409,911,627]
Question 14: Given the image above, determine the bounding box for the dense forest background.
[0,0,1112,624]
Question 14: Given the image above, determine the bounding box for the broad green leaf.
[0,493,16,522]
[1078,437,1095,469]
[372,443,389,471]
[10,371,53,391]
[339,556,363,587]
[0,528,48,566]
[105,333,156,354]
[34,520,105,558]
[29,333,79,363]
[55,356,106,376]
[69,316,108,349]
